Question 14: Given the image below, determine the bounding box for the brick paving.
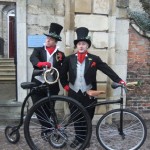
[0,120,150,150]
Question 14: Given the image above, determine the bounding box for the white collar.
[75,53,88,57]
[44,45,59,56]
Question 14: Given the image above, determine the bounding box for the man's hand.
[64,85,70,92]
[119,80,126,86]
[37,62,51,68]
[86,90,105,97]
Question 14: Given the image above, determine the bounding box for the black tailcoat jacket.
[30,46,65,94]
[60,53,121,90]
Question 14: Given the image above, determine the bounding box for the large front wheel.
[24,95,92,150]
[96,109,147,150]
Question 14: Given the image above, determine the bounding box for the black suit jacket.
[30,46,65,93]
[60,53,121,90]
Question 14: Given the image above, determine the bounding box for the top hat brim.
[74,39,91,48]
[44,33,62,41]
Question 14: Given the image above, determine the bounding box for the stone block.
[57,38,65,52]
[53,0,65,16]
[117,0,129,8]
[27,5,39,15]
[93,0,109,14]
[17,7,26,23]
[95,105,107,115]
[38,15,50,26]
[108,16,116,32]
[97,83,107,98]
[110,64,127,81]
[27,0,42,6]
[93,32,108,48]
[75,15,108,31]
[107,48,116,65]
[64,47,74,56]
[27,25,46,34]
[115,50,127,65]
[89,50,108,81]
[64,0,75,30]
[97,83,107,91]
[89,49,108,62]
[27,15,38,25]
[116,7,128,18]
[65,30,74,47]
[75,0,92,13]
[97,71,108,81]
[116,19,129,34]
[108,33,115,48]
[109,0,117,16]
[38,15,64,27]
[116,34,129,50]
[41,0,53,7]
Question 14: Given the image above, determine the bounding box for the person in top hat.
[60,27,126,148]
[30,23,65,140]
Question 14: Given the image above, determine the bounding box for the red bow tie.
[77,51,87,63]
[46,46,56,54]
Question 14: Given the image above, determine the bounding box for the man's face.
[45,37,57,47]
[76,41,88,53]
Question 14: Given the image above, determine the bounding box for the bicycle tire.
[96,109,147,150]
[24,95,92,150]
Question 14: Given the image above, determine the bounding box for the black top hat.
[74,27,91,48]
[44,23,63,41]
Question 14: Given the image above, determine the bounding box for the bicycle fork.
[47,88,58,128]
[119,86,125,139]
[119,108,125,139]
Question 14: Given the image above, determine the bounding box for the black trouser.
[31,80,58,129]
[68,89,96,142]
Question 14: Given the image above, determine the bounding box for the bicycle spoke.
[96,109,146,150]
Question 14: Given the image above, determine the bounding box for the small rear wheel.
[96,109,147,150]
[5,126,20,144]
[48,131,67,148]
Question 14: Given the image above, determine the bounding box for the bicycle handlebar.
[111,81,140,93]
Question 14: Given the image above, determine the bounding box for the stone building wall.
[26,0,129,115]
[127,26,150,112]
[0,0,129,113]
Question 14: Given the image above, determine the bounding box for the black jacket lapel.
[71,55,77,76]
[84,55,91,74]
[53,52,57,65]
[42,47,47,61]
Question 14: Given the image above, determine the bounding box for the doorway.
[0,2,16,102]
[9,15,15,58]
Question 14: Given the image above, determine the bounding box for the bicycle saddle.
[21,82,37,89]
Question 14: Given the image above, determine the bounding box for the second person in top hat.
[60,27,126,148]
[30,22,65,139]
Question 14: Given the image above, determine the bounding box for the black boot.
[70,139,80,148]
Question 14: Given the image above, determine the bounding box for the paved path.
[0,120,150,150]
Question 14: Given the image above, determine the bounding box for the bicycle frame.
[86,84,125,136]
[46,86,59,128]
[15,88,39,130]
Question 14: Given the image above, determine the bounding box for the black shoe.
[41,129,52,141]
[70,139,80,148]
